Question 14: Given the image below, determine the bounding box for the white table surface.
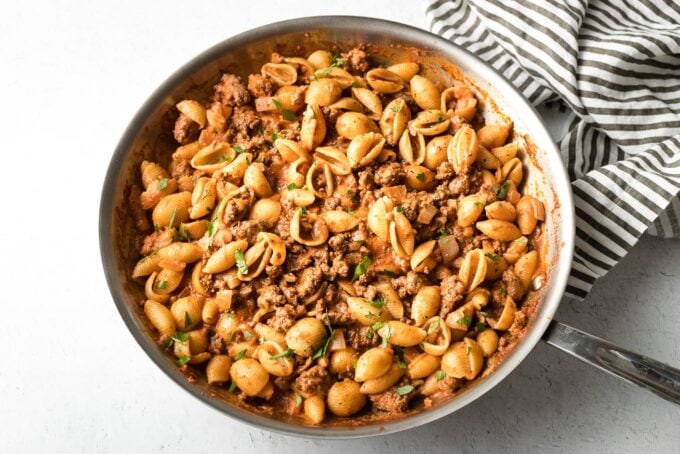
[2,1,679,453]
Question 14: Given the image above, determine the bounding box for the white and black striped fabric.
[425,0,680,299]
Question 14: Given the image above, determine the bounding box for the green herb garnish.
[416,172,425,181]
[391,104,402,113]
[396,205,405,213]
[352,255,372,281]
[350,81,360,88]
[270,348,295,360]
[156,280,168,290]
[382,269,396,278]
[480,311,491,318]
[485,252,500,262]
[168,208,177,228]
[172,332,189,343]
[495,182,510,200]
[228,382,237,392]
[243,330,253,341]
[299,206,308,216]
[427,318,441,336]
[232,145,244,153]
[394,346,406,369]
[184,311,192,328]
[295,393,303,406]
[235,349,247,361]
[330,54,346,67]
[474,201,485,208]
[287,182,298,190]
[456,315,471,327]
[177,355,190,366]
[500,288,508,297]
[207,221,216,238]
[436,370,446,381]
[158,178,168,190]
[370,295,387,309]
[476,322,488,331]
[235,249,248,274]
[312,313,334,359]
[271,99,296,121]
[381,324,391,347]
[396,385,414,396]
[211,198,225,222]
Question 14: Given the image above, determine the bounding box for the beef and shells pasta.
[130,46,545,424]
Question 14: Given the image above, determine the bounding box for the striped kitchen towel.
[425,0,680,299]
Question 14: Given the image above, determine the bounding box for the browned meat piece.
[330,255,350,278]
[169,158,193,180]
[230,219,262,244]
[392,271,425,298]
[257,285,287,310]
[503,268,524,301]
[439,275,465,317]
[343,47,370,74]
[448,174,470,196]
[357,168,375,191]
[247,73,275,98]
[374,162,405,186]
[267,305,302,333]
[140,228,174,256]
[369,387,411,413]
[435,161,455,181]
[229,106,261,137]
[478,183,497,204]
[326,301,353,325]
[213,73,251,106]
[346,326,380,350]
[223,187,255,225]
[173,113,201,144]
[294,365,331,397]
[297,267,323,298]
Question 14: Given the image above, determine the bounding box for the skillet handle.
[542,320,680,405]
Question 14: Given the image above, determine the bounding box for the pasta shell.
[254,322,286,345]
[206,355,232,384]
[255,341,295,377]
[261,63,297,86]
[190,142,235,173]
[336,112,379,140]
[152,192,191,228]
[366,68,404,93]
[377,321,427,347]
[359,362,406,394]
[448,125,479,174]
[387,62,419,82]
[203,239,248,274]
[215,312,239,342]
[409,109,450,136]
[170,295,204,331]
[249,198,282,226]
[320,210,359,233]
[410,286,441,326]
[374,282,404,320]
[201,298,219,324]
[421,316,451,356]
[477,329,499,357]
[230,358,270,396]
[380,98,410,145]
[404,165,435,191]
[488,296,517,331]
[346,297,392,326]
[485,254,509,281]
[243,164,273,198]
[458,249,487,292]
[347,132,385,168]
[176,100,206,128]
[516,195,545,235]
[286,158,308,188]
[503,236,528,264]
[330,348,359,376]
[327,380,366,416]
[216,153,252,184]
[475,219,522,242]
[303,395,326,424]
[485,201,517,222]
[410,75,440,110]
[274,139,312,163]
[354,347,393,382]
[314,146,351,176]
[143,300,175,337]
[352,87,383,120]
[368,196,393,242]
[132,254,161,279]
[501,157,524,187]
[307,50,332,70]
[411,240,438,273]
[491,142,518,164]
[283,188,316,207]
[305,78,342,106]
[456,194,485,228]
[329,97,364,113]
[157,242,203,264]
[398,130,426,165]
[441,338,484,380]
[424,135,451,170]
[257,232,286,266]
[313,67,355,89]
[389,209,415,258]
[515,250,539,291]
[408,353,441,380]
[290,209,329,247]
[285,317,327,357]
[455,96,478,122]
[305,160,334,199]
[300,104,326,150]
[477,123,511,149]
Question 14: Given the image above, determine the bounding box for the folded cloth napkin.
[425,0,680,299]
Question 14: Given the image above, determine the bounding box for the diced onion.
[329,329,346,352]
[417,204,438,224]
[437,236,460,264]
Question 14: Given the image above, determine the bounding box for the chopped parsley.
[466,345,472,354]
[269,348,295,360]
[352,255,372,281]
[271,99,296,121]
[158,178,169,190]
[312,313,334,359]
[474,201,485,208]
[235,349,247,361]
[228,382,237,393]
[380,324,391,347]
[243,330,253,341]
[427,318,441,336]
[287,182,298,190]
[163,338,174,349]
[234,249,248,274]
[346,189,354,195]
[168,208,177,228]
[494,182,511,200]
[391,104,402,113]
[350,81,360,88]
[437,228,449,239]
[436,370,446,381]
[330,54,346,67]
[178,228,192,242]
[381,269,396,278]
[232,145,244,153]
[184,311,192,328]
[395,205,405,213]
[371,322,384,332]
[176,355,190,366]
[476,321,488,331]
[295,393,303,406]
[480,311,491,318]
[500,288,508,297]
[207,221,217,238]
[456,315,471,327]
[416,172,425,181]
[299,206,308,216]
[394,346,406,369]
[271,131,279,142]
[211,198,225,222]
[171,332,189,343]
[156,280,168,290]
[485,252,500,262]
[396,385,414,396]
[365,329,374,339]
[369,295,387,309]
